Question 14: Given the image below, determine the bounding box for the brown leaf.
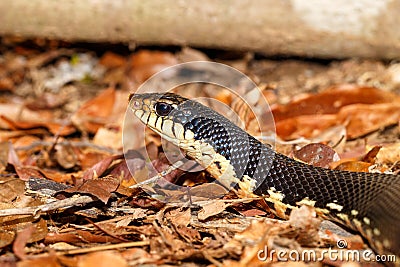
[129,196,165,210]
[129,50,178,83]
[166,208,191,227]
[93,127,122,149]
[150,154,185,184]
[72,87,116,133]
[188,183,228,201]
[0,115,76,136]
[338,103,400,139]
[78,251,128,267]
[293,143,340,168]
[17,255,61,267]
[76,87,116,118]
[361,145,381,163]
[175,225,201,243]
[110,160,135,188]
[78,150,112,171]
[198,201,229,221]
[376,142,400,165]
[273,85,400,140]
[0,194,43,222]
[275,114,338,140]
[0,129,49,143]
[119,248,159,265]
[99,52,127,68]
[9,134,40,165]
[0,230,15,249]
[13,224,35,260]
[272,85,400,121]
[44,230,122,244]
[82,154,123,180]
[334,161,372,173]
[62,176,120,203]
[11,218,48,260]
[239,209,267,217]
[276,102,400,140]
[0,176,25,202]
[14,166,45,181]
[37,168,74,184]
[234,219,281,245]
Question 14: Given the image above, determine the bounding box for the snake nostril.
[133,101,141,109]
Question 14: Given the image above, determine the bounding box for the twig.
[152,220,172,248]
[58,240,150,255]
[0,161,186,217]
[0,195,94,217]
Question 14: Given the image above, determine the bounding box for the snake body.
[129,92,400,258]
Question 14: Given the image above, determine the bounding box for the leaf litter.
[0,38,399,266]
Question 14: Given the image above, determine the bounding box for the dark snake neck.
[179,103,400,257]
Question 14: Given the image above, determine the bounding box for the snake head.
[128,92,196,144]
[129,92,246,189]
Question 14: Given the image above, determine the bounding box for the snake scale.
[129,92,400,259]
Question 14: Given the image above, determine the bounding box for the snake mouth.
[146,123,179,144]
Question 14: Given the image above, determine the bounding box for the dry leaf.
[293,143,340,168]
[376,142,400,165]
[17,255,61,267]
[82,154,122,180]
[93,127,122,149]
[99,52,126,68]
[361,145,381,163]
[334,161,372,173]
[72,87,116,133]
[61,176,120,204]
[14,166,45,181]
[129,50,178,83]
[0,176,25,202]
[275,114,338,140]
[273,85,400,140]
[78,251,128,267]
[0,115,76,136]
[338,103,400,139]
[272,85,400,121]
[166,208,191,227]
[198,201,229,221]
[0,231,15,249]
[13,225,36,260]
[45,230,122,245]
[288,205,321,247]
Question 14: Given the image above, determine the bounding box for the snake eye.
[154,102,173,116]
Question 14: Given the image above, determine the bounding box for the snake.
[128,92,400,259]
